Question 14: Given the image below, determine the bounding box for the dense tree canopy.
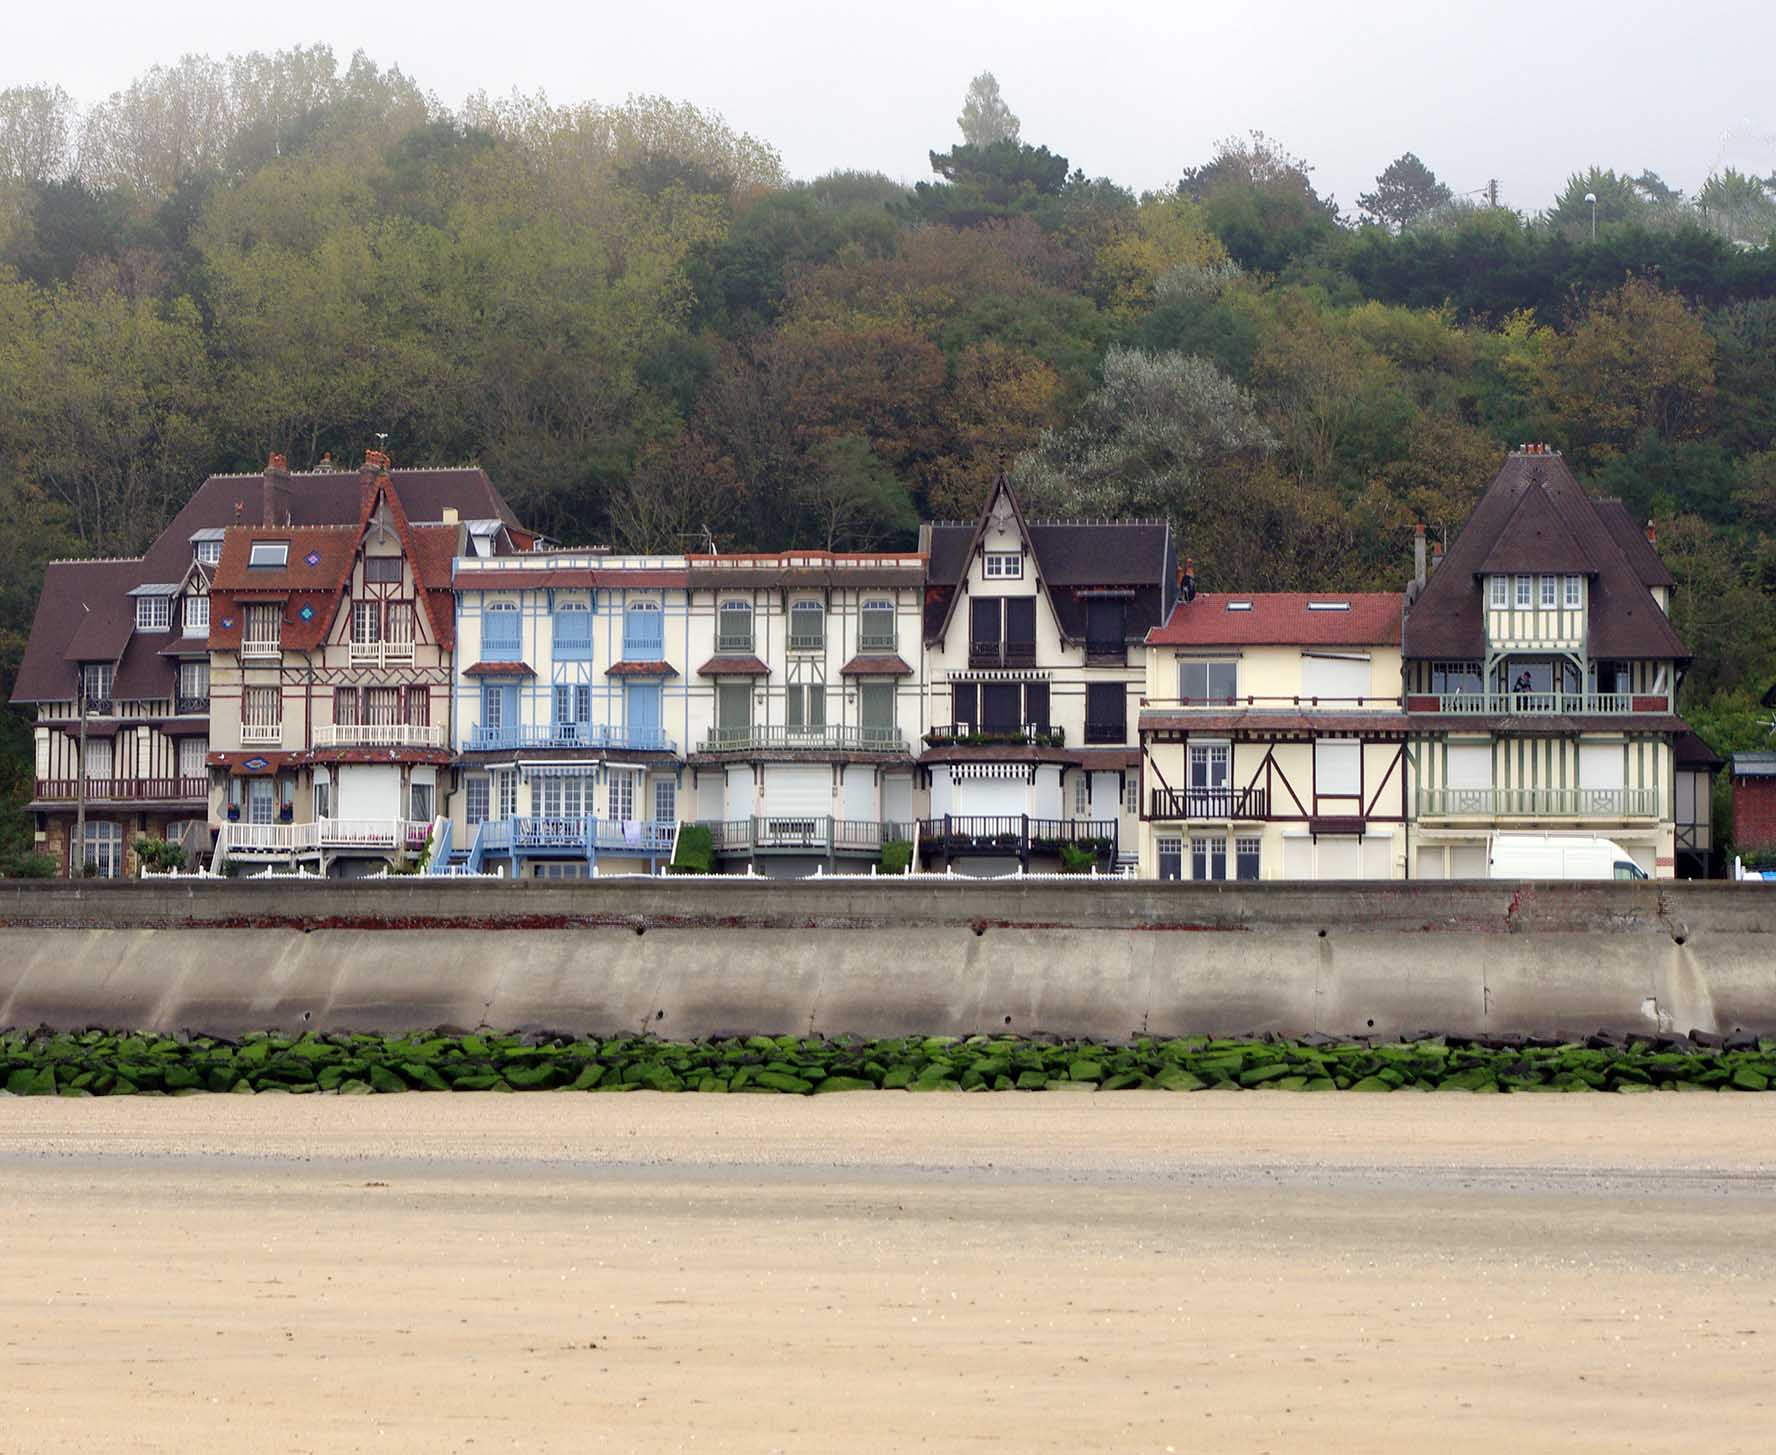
[1,51,1774,862]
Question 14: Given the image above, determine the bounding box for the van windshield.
[1613,861,1648,881]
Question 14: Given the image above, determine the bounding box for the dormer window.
[184,595,209,635]
[195,539,221,564]
[134,594,170,631]
[983,552,1022,580]
[249,541,289,568]
[365,555,403,584]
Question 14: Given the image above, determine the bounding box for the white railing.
[349,640,416,667]
[241,723,283,744]
[241,638,281,660]
[1422,692,1654,715]
[1417,787,1660,818]
[314,723,445,749]
[219,817,428,854]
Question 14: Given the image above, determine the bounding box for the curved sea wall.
[0,878,1770,1040]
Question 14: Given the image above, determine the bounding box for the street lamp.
[1584,191,1597,241]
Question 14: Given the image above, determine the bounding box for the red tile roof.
[838,654,914,677]
[605,660,680,678]
[463,661,536,677]
[1147,593,1403,647]
[696,655,772,677]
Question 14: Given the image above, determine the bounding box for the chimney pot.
[263,453,292,528]
[1645,519,1657,545]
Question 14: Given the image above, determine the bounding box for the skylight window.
[249,541,289,568]
[1225,601,1252,612]
[1307,601,1350,611]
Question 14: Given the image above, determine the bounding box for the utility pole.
[74,671,87,877]
[1486,178,1499,208]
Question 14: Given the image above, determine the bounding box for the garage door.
[338,765,399,820]
[762,765,830,819]
[955,776,1027,819]
[1316,837,1361,878]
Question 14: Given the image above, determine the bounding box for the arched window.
[717,599,752,653]
[859,598,895,651]
[482,600,521,660]
[624,599,663,659]
[789,599,824,652]
[554,598,591,659]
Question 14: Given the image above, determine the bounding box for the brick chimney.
[1414,522,1426,588]
[1179,558,1197,604]
[263,453,291,528]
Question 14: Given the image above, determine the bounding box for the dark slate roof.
[1595,500,1675,589]
[1403,449,1689,663]
[13,462,519,704]
[1673,731,1724,770]
[922,480,1176,644]
[1475,485,1593,575]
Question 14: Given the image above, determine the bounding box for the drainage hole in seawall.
[1673,933,1687,946]
[972,924,985,937]
[1367,1019,1375,1029]
[634,924,646,936]
[655,1009,664,1021]
[1004,1015,1012,1026]
[1317,929,1327,939]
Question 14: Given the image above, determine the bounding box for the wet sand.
[2,1094,1773,1453]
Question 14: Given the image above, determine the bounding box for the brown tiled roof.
[605,660,680,678]
[307,747,455,766]
[1148,593,1402,647]
[1673,730,1724,770]
[463,661,536,677]
[1595,500,1675,589]
[696,655,771,676]
[838,654,913,676]
[1475,485,1594,574]
[1403,450,1690,662]
[923,477,1175,644]
[14,461,519,704]
[207,750,297,775]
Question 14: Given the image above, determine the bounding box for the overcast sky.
[8,0,1775,213]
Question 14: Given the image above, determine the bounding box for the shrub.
[132,836,188,875]
[669,823,714,874]
[880,839,913,874]
[1058,842,1096,874]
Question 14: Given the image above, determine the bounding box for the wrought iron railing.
[1148,787,1270,820]
[468,723,675,753]
[697,724,908,754]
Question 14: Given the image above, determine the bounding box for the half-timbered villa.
[1137,579,1408,880]
[917,477,1175,873]
[1401,445,1693,878]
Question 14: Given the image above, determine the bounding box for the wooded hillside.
[3,52,1773,860]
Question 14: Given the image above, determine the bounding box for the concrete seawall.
[1,879,1771,1041]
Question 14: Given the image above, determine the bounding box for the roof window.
[1307,601,1350,611]
[249,541,289,568]
[1225,601,1252,612]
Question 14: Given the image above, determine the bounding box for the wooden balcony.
[314,723,446,749]
[696,725,908,756]
[34,776,209,804]
[915,816,1118,863]
[1148,787,1270,821]
[1406,691,1667,716]
[1416,787,1660,819]
[699,817,916,856]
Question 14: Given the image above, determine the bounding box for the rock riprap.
[1,1029,1774,1096]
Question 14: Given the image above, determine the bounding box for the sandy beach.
[2,1093,1773,1453]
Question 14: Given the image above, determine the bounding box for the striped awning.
[947,762,1031,780]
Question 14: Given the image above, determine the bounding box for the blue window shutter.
[627,681,661,732]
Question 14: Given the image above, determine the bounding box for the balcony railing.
[1407,691,1664,716]
[697,724,908,755]
[858,631,898,652]
[924,723,1064,748]
[315,723,445,749]
[1085,641,1126,665]
[241,638,281,660]
[348,640,416,668]
[788,632,825,653]
[468,723,675,753]
[968,640,1037,670]
[1083,719,1129,745]
[220,818,431,854]
[698,817,916,856]
[1416,787,1660,819]
[174,695,209,715]
[915,815,1118,861]
[472,816,677,857]
[716,634,755,654]
[1149,787,1270,821]
[35,776,209,803]
[241,723,282,744]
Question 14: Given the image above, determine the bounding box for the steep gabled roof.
[1594,499,1675,589]
[922,476,1175,644]
[1404,448,1689,662]
[1475,485,1593,575]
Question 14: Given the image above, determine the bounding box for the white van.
[1487,833,1648,881]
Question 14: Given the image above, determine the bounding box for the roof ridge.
[45,554,148,566]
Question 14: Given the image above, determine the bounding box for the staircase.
[426,817,454,874]
[466,821,488,875]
